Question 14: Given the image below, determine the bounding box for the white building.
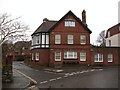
[106,23,120,47]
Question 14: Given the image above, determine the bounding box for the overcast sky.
[0,0,119,44]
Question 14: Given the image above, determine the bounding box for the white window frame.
[65,20,75,27]
[68,35,73,44]
[94,53,103,62]
[35,52,39,61]
[80,52,86,61]
[35,36,40,44]
[108,54,113,62]
[55,34,61,44]
[80,35,86,45]
[55,52,61,61]
[64,52,77,59]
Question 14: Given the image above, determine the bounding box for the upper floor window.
[68,35,73,44]
[55,34,61,44]
[65,20,75,27]
[94,53,103,62]
[108,54,113,62]
[31,33,50,49]
[80,35,86,45]
[36,36,40,44]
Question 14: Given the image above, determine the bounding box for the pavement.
[2,61,119,89]
[2,62,91,89]
[2,69,30,89]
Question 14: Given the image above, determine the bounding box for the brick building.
[30,10,92,66]
[90,46,119,66]
[29,10,120,67]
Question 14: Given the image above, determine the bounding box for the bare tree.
[0,13,29,46]
[96,30,106,46]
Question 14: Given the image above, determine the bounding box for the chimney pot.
[43,18,49,22]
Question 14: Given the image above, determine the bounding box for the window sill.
[35,60,39,62]
[64,58,78,60]
[67,43,74,45]
[108,61,113,63]
[94,61,103,63]
[55,43,61,45]
[80,60,86,62]
[80,44,86,45]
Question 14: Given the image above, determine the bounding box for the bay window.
[31,33,50,49]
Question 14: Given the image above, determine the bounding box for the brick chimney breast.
[82,10,86,25]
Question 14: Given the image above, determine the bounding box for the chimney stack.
[82,10,86,25]
[43,18,49,22]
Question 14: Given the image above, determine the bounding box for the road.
[13,61,119,89]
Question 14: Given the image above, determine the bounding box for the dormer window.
[65,19,75,27]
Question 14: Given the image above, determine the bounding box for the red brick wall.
[31,49,49,66]
[49,14,91,66]
[49,48,90,66]
[90,46,119,65]
[50,15,90,45]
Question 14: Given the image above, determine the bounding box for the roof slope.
[32,21,57,35]
[32,10,92,35]
[105,23,120,38]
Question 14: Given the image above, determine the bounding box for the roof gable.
[48,10,92,34]
[32,10,92,36]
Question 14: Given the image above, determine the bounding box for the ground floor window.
[32,53,34,61]
[35,52,39,61]
[80,52,86,61]
[108,54,113,62]
[64,51,77,59]
[94,53,103,62]
[55,52,61,61]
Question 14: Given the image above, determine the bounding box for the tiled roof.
[32,21,57,35]
[32,10,92,35]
